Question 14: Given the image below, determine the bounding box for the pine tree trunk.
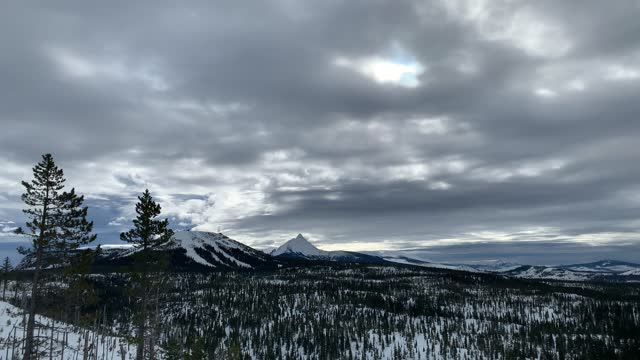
[24,183,50,360]
[11,324,17,359]
[83,330,90,360]
[136,270,148,360]
[49,321,55,360]
[24,244,44,360]
[61,331,67,360]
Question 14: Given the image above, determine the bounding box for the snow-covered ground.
[0,301,137,359]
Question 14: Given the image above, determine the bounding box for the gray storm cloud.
[1,0,640,263]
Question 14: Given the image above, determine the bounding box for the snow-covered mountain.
[380,255,479,272]
[468,260,523,272]
[501,260,640,282]
[366,250,503,272]
[502,265,597,281]
[557,260,640,273]
[93,230,279,271]
[166,231,274,269]
[272,234,327,257]
[364,249,640,282]
[19,229,640,282]
[271,234,386,264]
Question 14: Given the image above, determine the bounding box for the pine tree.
[227,336,242,360]
[1,257,12,300]
[163,338,183,360]
[120,189,173,250]
[120,189,174,360]
[17,154,96,360]
[188,337,206,360]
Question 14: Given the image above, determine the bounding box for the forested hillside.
[5,265,638,359]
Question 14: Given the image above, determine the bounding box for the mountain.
[387,257,640,282]
[502,265,597,281]
[379,255,479,272]
[272,234,327,257]
[468,260,523,272]
[19,230,640,282]
[271,234,386,264]
[501,260,640,282]
[558,260,640,273]
[366,247,640,283]
[92,230,280,271]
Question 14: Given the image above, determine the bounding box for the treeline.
[38,267,638,359]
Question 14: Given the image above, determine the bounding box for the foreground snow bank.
[0,301,138,359]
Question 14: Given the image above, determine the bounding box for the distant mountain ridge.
[366,248,640,282]
[501,260,640,282]
[558,260,640,273]
[17,231,640,282]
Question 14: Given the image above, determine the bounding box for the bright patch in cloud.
[606,65,640,81]
[566,79,586,91]
[534,88,557,97]
[334,51,425,88]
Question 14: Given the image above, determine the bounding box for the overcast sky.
[1,0,640,264]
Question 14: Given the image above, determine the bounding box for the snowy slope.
[381,256,479,272]
[558,260,640,273]
[621,269,640,276]
[159,231,275,269]
[364,250,482,272]
[499,260,640,282]
[272,234,327,257]
[167,231,262,268]
[0,301,136,359]
[468,260,523,272]
[90,231,277,271]
[503,265,598,281]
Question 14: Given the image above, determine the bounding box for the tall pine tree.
[17,154,96,360]
[120,189,174,360]
[1,257,11,301]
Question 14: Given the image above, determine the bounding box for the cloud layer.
[1,0,640,263]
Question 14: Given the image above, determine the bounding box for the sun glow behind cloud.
[333,49,425,88]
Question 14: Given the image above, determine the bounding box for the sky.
[1,0,640,265]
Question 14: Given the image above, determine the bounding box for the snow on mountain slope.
[382,256,479,272]
[165,231,271,269]
[364,250,479,271]
[272,234,327,257]
[621,269,640,276]
[558,260,640,274]
[504,266,598,281]
[498,260,640,282]
[468,260,522,272]
[368,249,640,282]
[89,230,277,271]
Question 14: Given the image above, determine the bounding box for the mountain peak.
[272,234,326,257]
